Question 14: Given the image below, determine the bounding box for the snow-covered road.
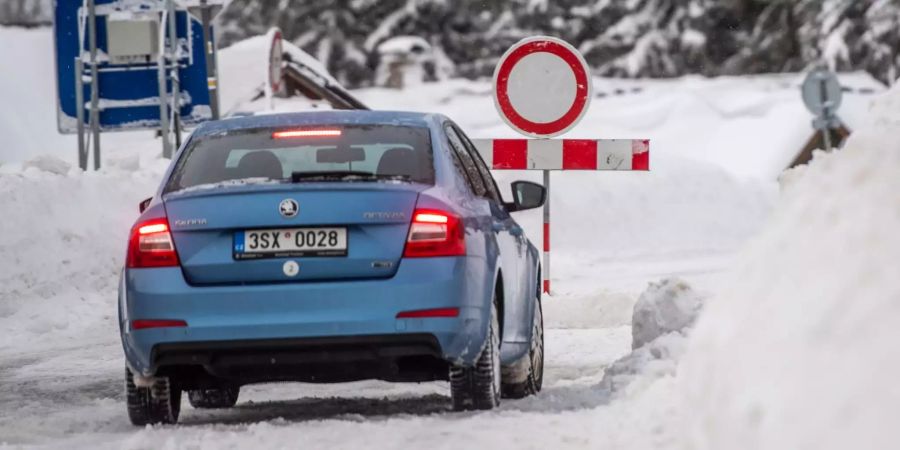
[0,299,656,448]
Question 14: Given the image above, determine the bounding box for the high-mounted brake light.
[403,208,465,258]
[272,129,342,139]
[127,218,180,268]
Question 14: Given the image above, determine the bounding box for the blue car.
[119,111,545,424]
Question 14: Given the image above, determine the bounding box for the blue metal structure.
[54,0,212,133]
[118,111,545,422]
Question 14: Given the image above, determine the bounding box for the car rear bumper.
[150,334,449,385]
[119,257,492,378]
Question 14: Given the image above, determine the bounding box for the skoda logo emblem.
[279,199,298,218]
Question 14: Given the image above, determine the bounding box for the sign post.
[801,67,844,152]
[157,7,172,160]
[166,0,182,151]
[185,0,224,120]
[481,36,649,295]
[88,0,101,170]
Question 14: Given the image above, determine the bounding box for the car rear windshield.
[165,124,434,193]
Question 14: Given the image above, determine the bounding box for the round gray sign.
[801,69,842,116]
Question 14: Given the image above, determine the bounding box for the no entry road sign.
[493,36,592,138]
[268,28,284,94]
[485,36,649,295]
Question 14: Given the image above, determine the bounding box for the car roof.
[192,110,444,137]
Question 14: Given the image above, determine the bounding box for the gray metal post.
[199,0,220,119]
[75,58,87,170]
[157,10,171,159]
[542,169,550,295]
[166,0,182,151]
[87,0,101,170]
[818,74,834,151]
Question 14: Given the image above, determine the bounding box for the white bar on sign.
[471,139,493,168]
[527,139,563,170]
[598,139,632,170]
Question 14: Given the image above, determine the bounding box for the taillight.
[126,218,180,268]
[403,209,465,258]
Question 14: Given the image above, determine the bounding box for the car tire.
[501,297,544,398]
[188,387,240,409]
[125,368,181,425]
[450,295,501,411]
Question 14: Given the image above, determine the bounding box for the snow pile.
[631,278,704,350]
[0,163,164,349]
[598,278,705,397]
[214,33,339,116]
[22,155,72,176]
[682,83,900,449]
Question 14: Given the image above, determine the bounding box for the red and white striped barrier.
[472,138,650,294]
[471,139,650,171]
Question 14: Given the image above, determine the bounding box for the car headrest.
[376,148,417,177]
[236,151,284,180]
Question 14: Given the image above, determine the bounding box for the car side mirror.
[507,181,545,212]
[139,197,152,213]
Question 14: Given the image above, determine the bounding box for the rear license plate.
[234,227,348,260]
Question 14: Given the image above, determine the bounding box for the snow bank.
[218,32,341,116]
[22,155,71,176]
[595,278,704,402]
[682,83,900,449]
[631,278,704,350]
[0,164,164,350]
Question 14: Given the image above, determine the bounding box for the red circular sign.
[268,28,284,93]
[493,37,592,138]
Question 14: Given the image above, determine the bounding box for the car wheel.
[125,368,181,425]
[188,387,240,409]
[502,297,544,398]
[450,295,501,411]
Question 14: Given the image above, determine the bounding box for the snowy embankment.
[0,159,167,350]
[599,279,704,398]
[682,83,900,448]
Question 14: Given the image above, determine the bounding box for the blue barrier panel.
[54,0,212,133]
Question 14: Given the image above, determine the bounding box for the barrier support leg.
[543,169,550,295]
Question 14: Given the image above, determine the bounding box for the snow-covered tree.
[4,0,896,86]
[0,0,51,26]
[213,0,898,87]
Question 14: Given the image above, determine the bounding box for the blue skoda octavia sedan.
[119,111,545,424]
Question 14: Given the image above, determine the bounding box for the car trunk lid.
[164,183,422,285]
